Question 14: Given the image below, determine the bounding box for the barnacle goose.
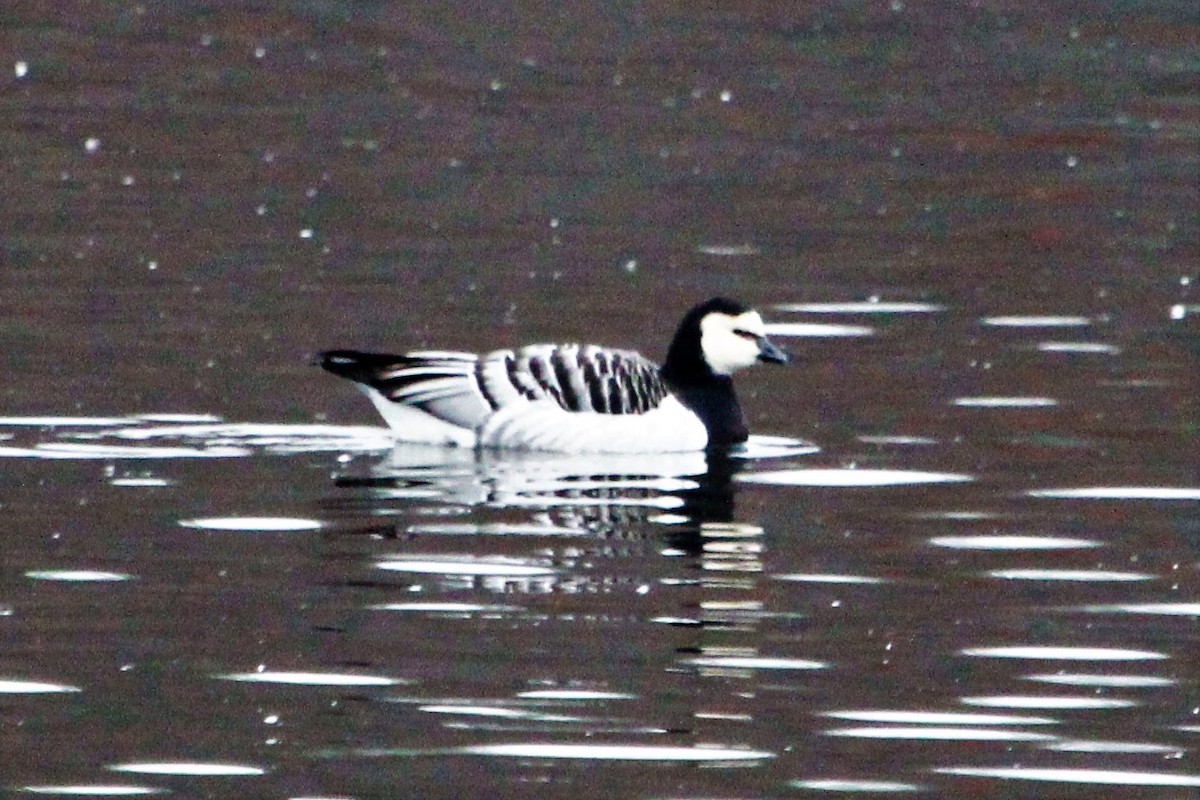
[318,297,788,453]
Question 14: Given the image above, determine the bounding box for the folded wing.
[479,344,668,415]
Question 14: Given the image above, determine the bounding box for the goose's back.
[480,344,669,415]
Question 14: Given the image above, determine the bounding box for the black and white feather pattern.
[320,297,786,452]
[341,345,670,420]
[320,345,679,449]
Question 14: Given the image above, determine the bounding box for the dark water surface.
[3,2,1199,798]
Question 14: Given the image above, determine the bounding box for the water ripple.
[739,469,971,487]
[457,743,774,761]
[937,767,1200,787]
[962,646,1168,661]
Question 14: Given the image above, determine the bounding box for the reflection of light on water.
[738,469,971,487]
[930,535,1099,550]
[109,477,173,487]
[963,646,1168,661]
[823,710,1057,726]
[0,417,397,457]
[937,767,1200,787]
[108,763,265,776]
[420,705,582,722]
[215,671,404,686]
[20,787,163,796]
[961,695,1138,710]
[790,778,922,792]
[107,422,395,453]
[179,517,323,532]
[764,322,875,337]
[518,689,636,700]
[1048,740,1183,754]
[1080,602,1200,615]
[986,569,1152,582]
[775,573,886,584]
[858,434,939,446]
[777,301,945,314]
[1036,341,1121,354]
[458,743,774,761]
[981,315,1091,327]
[25,570,134,582]
[1025,673,1175,688]
[0,416,133,426]
[0,679,80,694]
[406,522,588,537]
[136,413,223,423]
[827,727,1055,742]
[915,510,999,519]
[375,558,556,577]
[685,656,826,670]
[735,435,821,458]
[696,243,760,256]
[953,396,1058,408]
[0,443,250,459]
[368,602,522,613]
[1029,486,1200,500]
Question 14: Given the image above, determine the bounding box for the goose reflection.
[327,436,816,550]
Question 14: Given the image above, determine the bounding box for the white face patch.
[700,310,767,375]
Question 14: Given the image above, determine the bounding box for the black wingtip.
[316,350,390,383]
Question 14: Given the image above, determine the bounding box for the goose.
[318,297,788,453]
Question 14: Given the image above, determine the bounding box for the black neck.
[667,375,749,446]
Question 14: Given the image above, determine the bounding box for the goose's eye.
[733,329,758,340]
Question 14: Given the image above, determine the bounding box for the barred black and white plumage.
[319,298,788,453]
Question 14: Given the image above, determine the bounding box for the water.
[3,2,1199,798]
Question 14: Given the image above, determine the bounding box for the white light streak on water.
[827,727,1055,742]
[736,435,822,458]
[179,517,323,531]
[981,315,1091,327]
[458,743,773,761]
[0,679,81,694]
[1024,673,1174,688]
[823,710,1057,726]
[987,569,1152,582]
[0,417,131,426]
[961,695,1138,710]
[937,767,1200,787]
[774,573,886,584]
[108,477,173,487]
[0,443,250,459]
[107,763,265,776]
[20,787,163,796]
[25,570,133,582]
[1048,740,1183,754]
[790,778,922,792]
[1080,603,1200,616]
[929,536,1099,550]
[1036,341,1121,354]
[517,690,636,700]
[858,434,939,445]
[216,671,403,686]
[685,656,826,670]
[962,646,1168,661]
[777,301,945,313]
[763,322,875,337]
[739,469,971,487]
[368,602,520,613]
[953,396,1058,408]
[375,559,556,577]
[1029,486,1200,500]
[696,243,761,256]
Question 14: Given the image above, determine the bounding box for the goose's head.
[664,297,789,382]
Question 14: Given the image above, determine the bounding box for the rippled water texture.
[3,2,1198,799]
